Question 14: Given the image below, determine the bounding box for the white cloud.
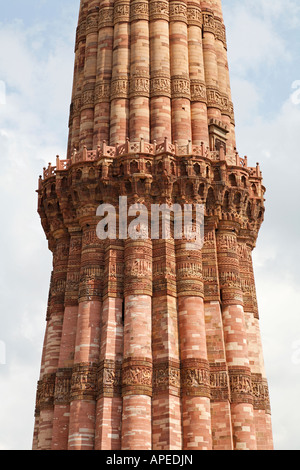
[254,272,300,450]
[0,0,299,451]
[224,3,289,75]
[0,9,77,451]
[230,77,261,125]
[248,0,300,26]
[224,0,300,451]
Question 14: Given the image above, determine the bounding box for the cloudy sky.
[0,0,299,451]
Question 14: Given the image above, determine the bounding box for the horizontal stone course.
[33,0,273,452]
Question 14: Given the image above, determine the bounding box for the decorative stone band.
[238,240,259,318]
[74,3,226,51]
[150,74,171,98]
[202,10,227,47]
[122,358,153,397]
[103,244,125,299]
[75,19,86,47]
[228,366,253,405]
[124,242,153,296]
[47,301,67,323]
[35,363,271,414]
[97,360,122,399]
[176,272,204,297]
[152,260,177,298]
[210,363,230,402]
[70,362,98,401]
[114,0,130,25]
[36,373,56,413]
[124,259,152,279]
[70,96,82,119]
[45,271,54,321]
[50,276,67,300]
[70,83,232,120]
[187,4,202,28]
[130,0,149,22]
[34,382,42,416]
[153,361,181,396]
[207,86,227,113]
[214,17,227,47]
[171,75,191,100]
[220,94,235,122]
[240,285,255,313]
[129,74,150,98]
[99,6,114,28]
[169,1,188,24]
[80,88,95,111]
[239,270,259,316]
[204,283,220,302]
[110,77,130,100]
[78,265,103,302]
[86,13,99,34]
[203,264,220,301]
[252,373,271,415]
[219,285,244,306]
[181,359,211,398]
[217,231,238,253]
[149,0,169,21]
[220,273,244,306]
[94,81,111,104]
[176,245,204,297]
[202,10,215,35]
[81,224,102,246]
[202,224,220,301]
[219,269,242,290]
[54,368,73,405]
[190,79,207,104]
[217,232,244,305]
[68,231,82,255]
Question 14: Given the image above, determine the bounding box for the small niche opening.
[122,300,125,324]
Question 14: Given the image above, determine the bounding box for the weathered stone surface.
[33,0,273,452]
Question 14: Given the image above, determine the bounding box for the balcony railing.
[40,137,259,184]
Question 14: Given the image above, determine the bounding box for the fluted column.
[68,218,104,450]
[34,0,274,454]
[95,239,124,450]
[216,221,257,450]
[201,1,223,153]
[68,0,89,155]
[152,238,182,450]
[176,239,212,450]
[93,1,114,146]
[149,0,172,142]
[37,230,70,450]
[121,239,153,450]
[79,2,99,150]
[110,0,130,145]
[32,288,51,449]
[210,0,236,151]
[70,1,89,152]
[202,217,233,450]
[187,0,209,146]
[170,0,192,145]
[32,327,46,449]
[238,231,273,450]
[214,17,235,152]
[51,227,82,450]
[129,0,150,142]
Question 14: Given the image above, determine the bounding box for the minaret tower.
[33,0,273,450]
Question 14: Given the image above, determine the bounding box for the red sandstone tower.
[33,0,273,450]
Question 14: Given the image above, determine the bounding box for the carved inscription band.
[35,362,271,415]
[76,4,227,47]
[71,86,234,121]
